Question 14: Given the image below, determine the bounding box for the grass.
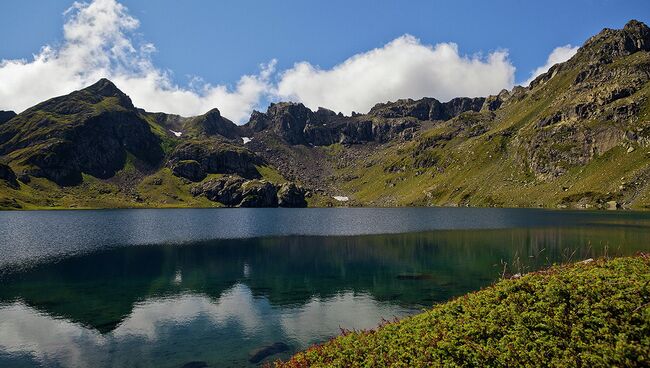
[2,49,649,210]
[275,255,650,368]
[0,166,221,210]
[327,50,650,210]
[256,165,287,184]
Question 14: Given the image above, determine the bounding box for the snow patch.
[333,196,349,202]
[170,130,182,137]
[242,137,252,144]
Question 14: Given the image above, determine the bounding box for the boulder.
[170,160,206,182]
[193,176,307,208]
[277,182,307,207]
[193,176,245,206]
[239,180,278,207]
[169,140,261,179]
[249,342,290,364]
[0,163,19,189]
[17,171,30,184]
[179,362,208,368]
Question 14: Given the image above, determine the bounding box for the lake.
[0,208,649,367]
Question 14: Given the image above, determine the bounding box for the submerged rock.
[179,362,208,368]
[396,273,433,280]
[249,342,290,364]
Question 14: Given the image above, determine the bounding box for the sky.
[0,0,647,123]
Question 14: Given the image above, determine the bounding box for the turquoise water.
[0,208,649,367]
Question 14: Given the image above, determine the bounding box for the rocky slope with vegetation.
[0,20,649,209]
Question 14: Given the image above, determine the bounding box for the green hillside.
[1,20,649,210]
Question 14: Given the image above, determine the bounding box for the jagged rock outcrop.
[238,180,278,207]
[169,160,206,182]
[248,102,319,144]
[191,176,307,207]
[0,163,19,189]
[368,97,485,121]
[192,176,245,205]
[182,108,241,139]
[143,111,186,133]
[0,111,16,125]
[580,19,650,63]
[277,182,307,207]
[245,96,484,147]
[168,140,261,179]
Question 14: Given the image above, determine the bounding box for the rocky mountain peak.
[528,20,650,90]
[183,107,240,139]
[0,111,16,125]
[579,19,650,63]
[623,19,649,35]
[204,108,222,119]
[368,96,485,121]
[83,78,134,109]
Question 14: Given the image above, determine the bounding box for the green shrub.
[277,255,650,367]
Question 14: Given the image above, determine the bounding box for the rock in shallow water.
[179,361,208,368]
[396,273,433,280]
[249,342,290,364]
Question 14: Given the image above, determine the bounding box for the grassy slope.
[1,50,649,210]
[276,255,650,368]
[0,104,290,210]
[334,52,650,209]
[0,163,287,210]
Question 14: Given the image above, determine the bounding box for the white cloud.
[274,35,516,115]
[524,44,578,86]
[0,0,272,123]
[0,0,564,125]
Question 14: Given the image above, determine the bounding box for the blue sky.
[0,0,648,122]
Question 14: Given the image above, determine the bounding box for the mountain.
[0,20,649,210]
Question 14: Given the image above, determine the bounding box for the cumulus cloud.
[524,44,578,86]
[0,0,564,124]
[0,0,272,123]
[274,35,516,115]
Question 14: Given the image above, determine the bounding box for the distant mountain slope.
[0,20,648,210]
[0,79,164,185]
[326,19,650,209]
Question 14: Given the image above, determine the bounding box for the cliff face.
[1,20,649,209]
[243,96,487,146]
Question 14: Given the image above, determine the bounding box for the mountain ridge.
[1,19,649,210]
